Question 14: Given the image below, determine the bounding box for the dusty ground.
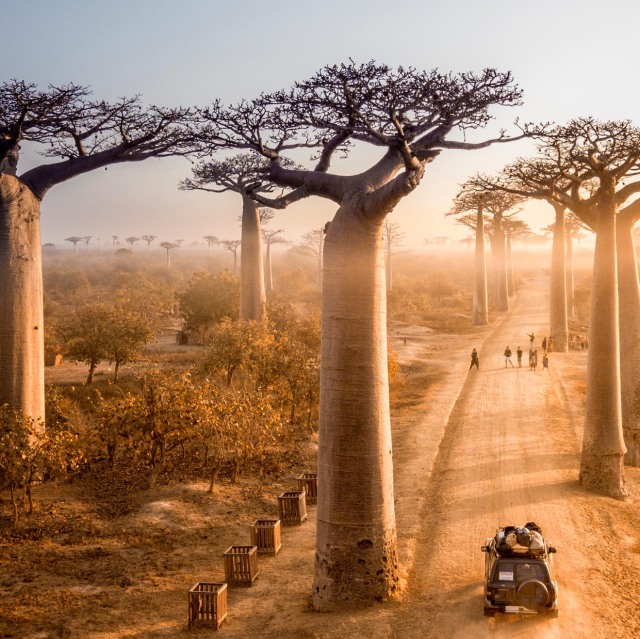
[2,276,639,638]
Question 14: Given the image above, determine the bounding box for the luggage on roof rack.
[494,524,546,556]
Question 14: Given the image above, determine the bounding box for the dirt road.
[389,278,640,639]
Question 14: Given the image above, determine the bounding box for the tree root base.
[579,453,628,499]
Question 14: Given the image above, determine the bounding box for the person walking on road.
[548,337,554,352]
[529,349,538,371]
[526,332,535,347]
[504,346,514,367]
[542,336,547,352]
[469,348,479,370]
[542,353,549,371]
[516,346,523,367]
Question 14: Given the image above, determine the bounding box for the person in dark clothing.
[516,346,523,367]
[469,348,479,370]
[542,336,547,352]
[526,332,535,347]
[504,346,514,367]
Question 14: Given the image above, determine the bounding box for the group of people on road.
[469,332,550,372]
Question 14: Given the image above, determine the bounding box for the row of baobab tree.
[0,62,636,610]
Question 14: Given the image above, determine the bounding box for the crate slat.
[297,472,318,504]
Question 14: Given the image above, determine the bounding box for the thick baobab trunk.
[264,240,273,296]
[579,203,627,498]
[0,175,45,423]
[550,204,568,352]
[472,206,488,325]
[616,214,640,466]
[566,232,575,318]
[239,194,266,321]
[313,204,398,611]
[494,225,509,311]
[506,231,514,296]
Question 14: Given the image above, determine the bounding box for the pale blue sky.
[4,0,639,248]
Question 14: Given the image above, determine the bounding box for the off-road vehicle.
[481,522,558,617]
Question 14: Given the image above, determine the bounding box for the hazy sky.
[4,0,639,249]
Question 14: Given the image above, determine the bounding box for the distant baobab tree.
[64,236,83,255]
[295,228,326,292]
[174,239,184,249]
[160,241,178,267]
[433,236,449,246]
[181,156,290,321]
[221,239,241,276]
[382,220,405,293]
[460,236,474,250]
[198,61,524,608]
[203,235,219,254]
[0,79,198,423]
[81,235,92,252]
[448,187,523,322]
[502,218,530,296]
[125,236,140,249]
[111,235,119,247]
[262,228,287,296]
[141,234,157,250]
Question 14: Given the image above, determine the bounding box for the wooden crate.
[277,490,307,526]
[223,545,259,586]
[297,472,318,504]
[188,581,227,629]
[250,519,282,555]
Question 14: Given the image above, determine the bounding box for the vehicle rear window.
[493,561,547,582]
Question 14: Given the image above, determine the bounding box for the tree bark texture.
[0,175,45,423]
[550,204,569,352]
[313,204,398,610]
[579,202,627,498]
[239,194,266,321]
[615,214,640,466]
[566,233,575,318]
[472,206,489,325]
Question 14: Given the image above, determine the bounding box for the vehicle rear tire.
[517,579,549,611]
[483,607,497,617]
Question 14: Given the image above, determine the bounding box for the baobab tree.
[565,212,589,318]
[111,235,119,247]
[449,186,523,319]
[125,236,140,249]
[502,218,530,296]
[81,235,92,252]
[0,80,196,422]
[64,236,83,255]
[141,234,157,250]
[295,228,326,292]
[221,239,241,276]
[382,220,405,293]
[262,228,287,296]
[160,241,178,267]
[199,61,523,609]
[180,155,279,321]
[203,235,218,254]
